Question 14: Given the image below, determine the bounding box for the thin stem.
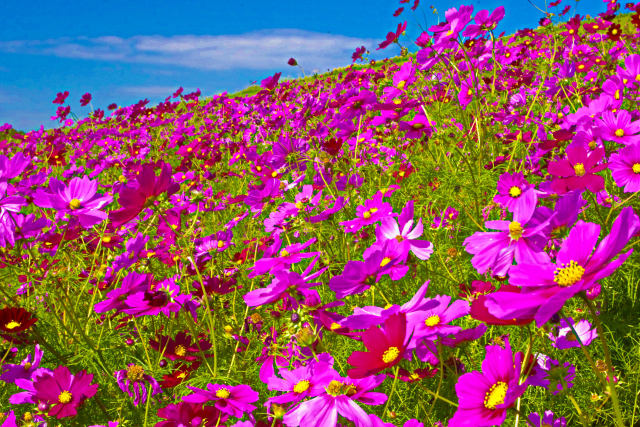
[383,365,400,418]
[581,293,625,427]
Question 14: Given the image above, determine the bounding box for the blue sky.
[0,0,606,131]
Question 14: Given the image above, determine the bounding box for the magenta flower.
[463,205,552,277]
[156,402,226,427]
[597,110,640,145]
[115,364,161,407]
[33,176,112,227]
[548,142,607,194]
[1,344,44,384]
[407,295,469,347]
[494,172,538,217]
[33,366,98,419]
[52,90,69,104]
[244,267,325,308]
[549,318,597,350]
[485,207,640,326]
[449,338,527,427]
[528,410,567,427]
[462,6,505,37]
[340,192,396,233]
[373,200,433,261]
[609,143,640,192]
[182,383,259,418]
[398,113,433,139]
[283,372,387,426]
[109,162,178,228]
[248,237,319,278]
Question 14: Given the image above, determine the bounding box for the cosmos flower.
[486,207,640,326]
[547,142,607,194]
[33,176,112,228]
[149,331,212,362]
[463,205,552,277]
[597,109,640,145]
[156,402,227,427]
[33,365,98,419]
[1,344,44,384]
[528,410,567,427]
[283,372,387,426]
[493,172,538,217]
[549,318,597,350]
[115,364,161,407]
[528,354,575,395]
[340,192,396,233]
[183,383,259,418]
[347,313,409,378]
[109,162,178,228]
[449,338,527,427]
[0,307,37,343]
[609,143,640,192]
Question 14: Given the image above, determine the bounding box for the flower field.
[2,1,640,426]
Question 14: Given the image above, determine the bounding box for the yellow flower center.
[412,123,425,130]
[573,163,586,177]
[484,381,508,409]
[175,345,187,356]
[633,163,640,174]
[380,257,392,267]
[554,260,585,287]
[69,198,82,209]
[5,321,21,330]
[509,186,522,197]
[126,365,145,381]
[326,380,344,396]
[382,346,400,363]
[293,380,310,393]
[58,390,73,404]
[23,362,32,370]
[425,315,440,327]
[102,236,112,243]
[397,81,406,90]
[509,221,523,240]
[217,240,225,248]
[330,322,341,330]
[215,388,230,399]
[615,128,625,138]
[280,249,289,257]
[614,89,620,100]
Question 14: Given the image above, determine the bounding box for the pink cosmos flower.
[80,92,92,107]
[156,402,226,427]
[449,338,527,427]
[33,366,98,419]
[340,192,397,233]
[609,143,640,192]
[463,205,552,277]
[283,372,387,426]
[182,383,259,418]
[549,318,597,349]
[266,354,334,406]
[52,91,69,104]
[485,207,640,326]
[597,109,640,145]
[547,142,607,194]
[494,172,538,217]
[33,176,112,227]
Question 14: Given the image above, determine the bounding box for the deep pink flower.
[486,207,640,326]
[33,176,112,228]
[340,192,396,233]
[597,110,640,145]
[33,366,98,419]
[547,142,607,194]
[115,364,161,407]
[182,383,259,418]
[377,22,407,50]
[109,162,178,228]
[609,143,640,192]
[449,338,527,426]
[156,402,226,427]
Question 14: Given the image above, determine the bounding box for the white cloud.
[0,30,378,71]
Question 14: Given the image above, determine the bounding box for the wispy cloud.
[0,30,379,71]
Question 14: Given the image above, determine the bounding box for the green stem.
[382,365,400,418]
[581,293,625,427]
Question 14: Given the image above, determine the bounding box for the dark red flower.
[347,313,408,378]
[352,46,366,63]
[79,92,92,107]
[287,57,298,66]
[52,91,69,105]
[0,307,37,340]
